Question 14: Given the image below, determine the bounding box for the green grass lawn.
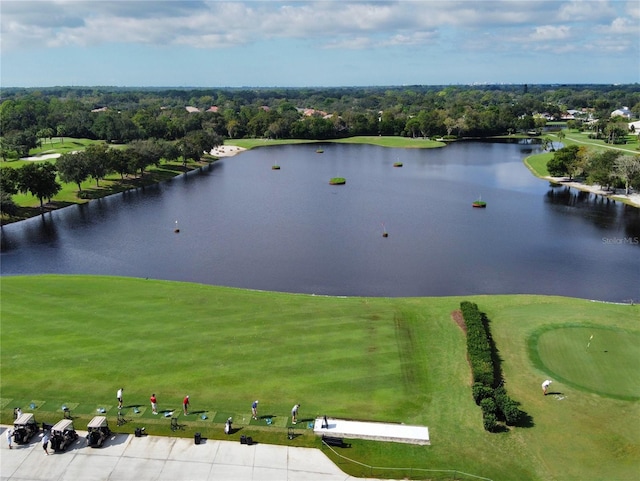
[525,129,640,179]
[226,136,446,150]
[1,275,638,480]
[529,325,640,400]
[29,137,104,157]
[329,136,446,149]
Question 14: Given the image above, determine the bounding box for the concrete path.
[313,417,430,445]
[1,426,384,481]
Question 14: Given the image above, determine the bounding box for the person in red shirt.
[183,395,190,415]
[150,394,157,414]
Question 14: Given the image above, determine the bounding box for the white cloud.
[1,0,636,59]
[529,25,572,42]
[557,0,616,22]
[627,0,640,19]
[597,17,639,35]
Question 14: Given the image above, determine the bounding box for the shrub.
[502,399,522,425]
[493,386,523,425]
[483,412,498,432]
[472,382,494,405]
[480,397,497,416]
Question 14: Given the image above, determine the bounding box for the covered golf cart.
[87,416,111,448]
[50,419,78,452]
[13,413,39,444]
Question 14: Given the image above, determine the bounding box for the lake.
[1,141,639,302]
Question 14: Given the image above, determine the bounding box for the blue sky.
[1,0,638,87]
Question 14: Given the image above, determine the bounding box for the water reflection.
[1,142,638,302]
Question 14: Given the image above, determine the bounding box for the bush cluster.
[460,302,524,431]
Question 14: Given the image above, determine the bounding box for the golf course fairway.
[1,275,638,481]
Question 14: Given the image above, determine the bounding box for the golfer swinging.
[542,379,552,395]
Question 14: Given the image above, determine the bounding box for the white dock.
[314,417,430,445]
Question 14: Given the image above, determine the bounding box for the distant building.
[206,106,219,113]
[298,108,328,117]
[91,106,108,113]
[611,107,632,119]
[185,106,201,113]
[628,120,640,131]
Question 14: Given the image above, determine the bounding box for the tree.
[547,145,581,178]
[604,122,628,145]
[56,125,66,144]
[586,150,619,190]
[107,148,132,179]
[127,139,164,176]
[17,162,61,210]
[84,143,111,186]
[405,117,421,138]
[614,155,640,194]
[4,130,38,158]
[0,137,12,161]
[444,117,456,136]
[0,166,20,196]
[36,127,55,146]
[57,151,90,191]
[0,191,18,217]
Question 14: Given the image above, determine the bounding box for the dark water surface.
[2,141,639,302]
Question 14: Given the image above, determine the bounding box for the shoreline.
[544,176,640,208]
[9,141,638,226]
[210,145,247,157]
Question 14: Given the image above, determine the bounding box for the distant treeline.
[1,84,639,155]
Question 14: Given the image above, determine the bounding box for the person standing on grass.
[542,379,552,395]
[117,387,123,409]
[6,428,13,449]
[150,394,157,414]
[42,430,50,455]
[291,404,300,424]
[183,395,190,415]
[251,400,259,420]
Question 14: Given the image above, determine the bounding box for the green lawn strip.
[329,136,446,149]
[523,152,553,177]
[524,129,640,179]
[28,137,102,157]
[225,136,446,150]
[556,131,639,154]
[224,138,318,149]
[2,276,639,481]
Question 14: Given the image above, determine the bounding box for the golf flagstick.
[586,334,593,350]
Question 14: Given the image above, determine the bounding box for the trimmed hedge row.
[461,301,524,431]
[460,301,495,387]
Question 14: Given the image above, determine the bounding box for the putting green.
[530,325,640,400]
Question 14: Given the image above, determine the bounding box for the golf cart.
[87,416,111,448]
[13,413,39,444]
[50,419,78,452]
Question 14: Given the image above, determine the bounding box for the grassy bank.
[226,136,446,150]
[2,275,638,480]
[524,129,639,179]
